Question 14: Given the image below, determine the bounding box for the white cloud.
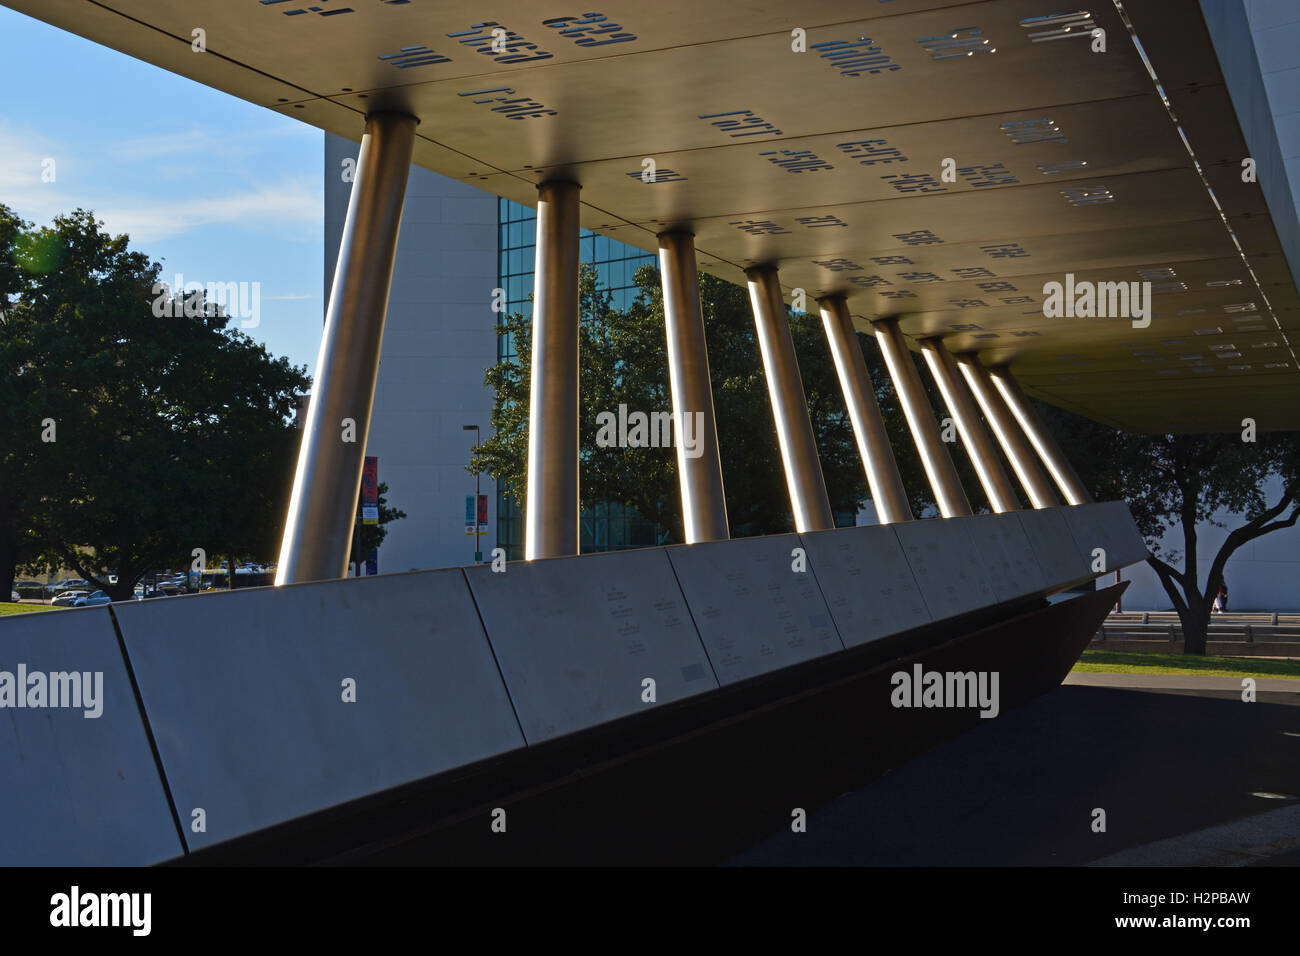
[96,185,320,243]
[0,122,319,243]
[0,122,57,192]
[106,124,317,162]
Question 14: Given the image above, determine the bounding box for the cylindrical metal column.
[988,367,1094,505]
[817,295,912,524]
[919,337,1020,514]
[525,180,582,559]
[955,354,1060,509]
[276,112,418,586]
[658,232,729,542]
[745,266,834,532]
[872,319,972,518]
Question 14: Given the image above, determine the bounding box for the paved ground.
[731,674,1300,866]
[1065,673,1299,693]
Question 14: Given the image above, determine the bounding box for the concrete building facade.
[325,132,498,574]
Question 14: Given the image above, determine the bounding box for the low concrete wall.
[1,502,1148,863]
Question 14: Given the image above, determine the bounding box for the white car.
[10,590,18,603]
[50,590,90,607]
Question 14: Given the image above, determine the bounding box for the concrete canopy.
[7,0,1298,432]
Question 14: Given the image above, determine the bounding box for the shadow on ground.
[730,684,1300,866]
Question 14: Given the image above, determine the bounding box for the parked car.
[137,583,184,599]
[10,590,18,603]
[50,590,90,607]
[46,578,88,594]
[73,590,112,607]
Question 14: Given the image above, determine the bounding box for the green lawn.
[0,601,60,616]
[1074,649,1300,680]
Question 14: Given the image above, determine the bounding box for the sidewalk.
[1065,672,1300,694]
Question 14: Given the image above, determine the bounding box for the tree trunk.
[1181,600,1210,656]
[107,580,136,603]
[0,534,17,602]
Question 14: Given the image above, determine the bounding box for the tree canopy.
[353,481,406,569]
[471,263,991,548]
[1041,403,1299,654]
[0,205,313,600]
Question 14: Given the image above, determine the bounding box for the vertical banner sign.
[477,493,489,533]
[362,457,379,526]
[466,495,477,536]
[359,456,378,578]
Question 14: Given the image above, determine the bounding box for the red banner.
[361,456,379,525]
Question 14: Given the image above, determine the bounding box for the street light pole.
[463,424,482,563]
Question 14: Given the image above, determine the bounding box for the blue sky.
[0,6,324,376]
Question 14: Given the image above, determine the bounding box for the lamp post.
[463,424,483,563]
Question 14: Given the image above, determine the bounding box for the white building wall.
[324,132,499,573]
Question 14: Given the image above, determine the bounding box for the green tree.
[473,266,683,542]
[0,205,48,595]
[0,206,310,601]
[1040,404,1299,655]
[470,264,969,543]
[352,481,407,568]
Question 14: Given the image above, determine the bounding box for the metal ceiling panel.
[4,0,1296,431]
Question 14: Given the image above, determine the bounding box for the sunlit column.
[659,231,729,542]
[818,295,912,523]
[277,112,418,585]
[525,180,582,559]
[872,318,972,518]
[746,266,834,532]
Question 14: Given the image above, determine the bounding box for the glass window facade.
[497,198,660,559]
